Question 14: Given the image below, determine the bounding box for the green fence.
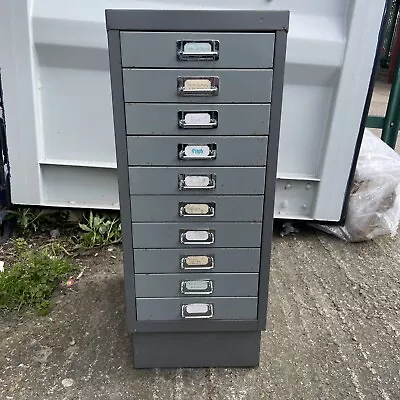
[380,0,400,67]
[367,0,400,149]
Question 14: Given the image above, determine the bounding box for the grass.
[0,239,75,315]
[0,208,122,316]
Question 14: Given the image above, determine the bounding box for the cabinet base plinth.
[132,331,261,368]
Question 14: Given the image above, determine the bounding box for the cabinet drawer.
[123,69,273,103]
[128,167,265,195]
[136,297,258,321]
[125,104,270,136]
[131,222,261,249]
[121,32,275,69]
[130,195,264,222]
[133,248,260,273]
[135,273,258,298]
[127,136,267,167]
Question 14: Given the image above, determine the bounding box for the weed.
[9,207,70,234]
[0,239,75,314]
[14,237,28,253]
[9,208,44,233]
[78,210,122,248]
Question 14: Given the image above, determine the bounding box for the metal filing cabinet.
[106,9,289,368]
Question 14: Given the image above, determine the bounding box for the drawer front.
[136,297,258,321]
[125,104,270,136]
[131,222,262,249]
[121,32,275,69]
[123,69,273,103]
[127,136,268,167]
[130,195,264,222]
[128,167,266,195]
[135,273,258,298]
[133,248,260,273]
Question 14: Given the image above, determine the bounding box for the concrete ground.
[370,80,390,118]
[368,76,398,148]
[1,232,400,400]
[1,79,400,400]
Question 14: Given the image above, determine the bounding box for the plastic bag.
[314,129,400,242]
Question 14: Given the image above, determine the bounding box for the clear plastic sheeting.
[314,130,400,242]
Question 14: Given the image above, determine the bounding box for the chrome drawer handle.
[178,111,218,129]
[178,174,216,191]
[179,202,215,218]
[180,255,215,271]
[178,144,217,160]
[177,76,219,97]
[180,229,215,245]
[181,303,214,319]
[179,118,218,129]
[180,280,214,295]
[176,40,220,61]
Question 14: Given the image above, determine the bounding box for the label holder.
[176,40,220,62]
[178,110,219,129]
[178,143,217,160]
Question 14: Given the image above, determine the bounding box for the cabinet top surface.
[106,9,290,32]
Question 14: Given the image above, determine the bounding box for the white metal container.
[0,0,386,221]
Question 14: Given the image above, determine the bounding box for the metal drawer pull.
[178,111,218,129]
[176,40,220,61]
[180,255,215,270]
[178,144,217,160]
[178,174,216,191]
[177,76,219,97]
[179,202,215,217]
[180,229,215,245]
[181,303,214,319]
[181,280,214,295]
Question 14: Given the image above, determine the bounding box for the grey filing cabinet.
[106,9,289,368]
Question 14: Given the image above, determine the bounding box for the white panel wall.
[0,0,387,220]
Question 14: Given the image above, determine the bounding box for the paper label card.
[185,256,210,266]
[184,176,210,187]
[184,281,210,291]
[185,304,209,315]
[184,42,212,53]
[184,145,210,158]
[185,231,209,241]
[184,113,211,126]
[184,79,211,91]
